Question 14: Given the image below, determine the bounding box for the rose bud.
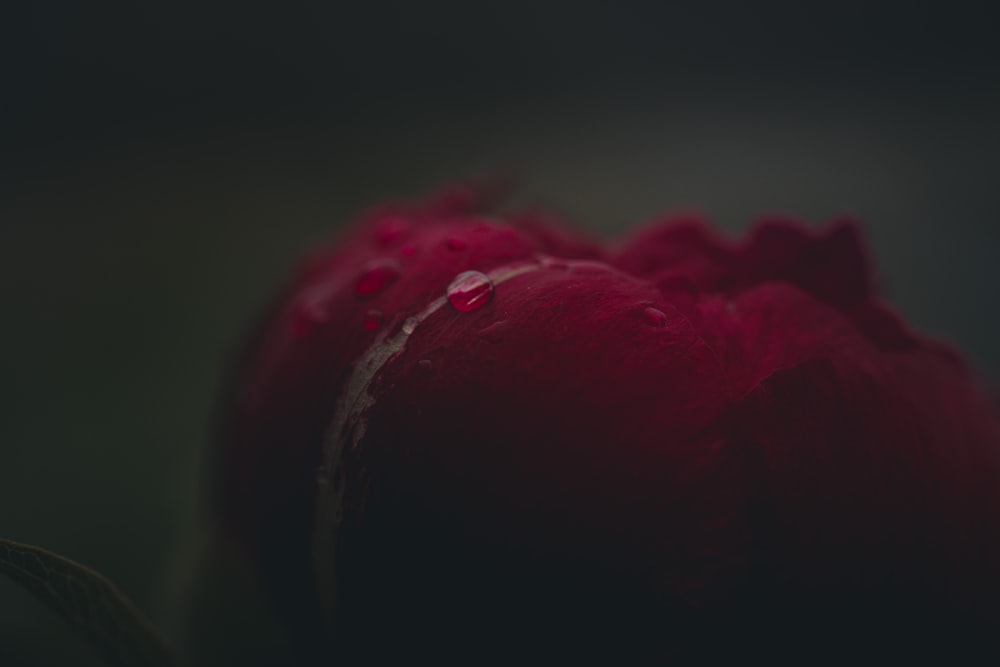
[210,186,1000,661]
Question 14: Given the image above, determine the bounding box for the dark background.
[2,2,999,664]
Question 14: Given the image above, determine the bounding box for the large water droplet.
[363,310,384,331]
[643,307,668,328]
[447,270,495,313]
[355,261,400,298]
[418,359,433,372]
[402,316,419,335]
[446,237,467,251]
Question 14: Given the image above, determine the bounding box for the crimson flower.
[212,186,1000,661]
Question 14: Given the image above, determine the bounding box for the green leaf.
[0,537,177,667]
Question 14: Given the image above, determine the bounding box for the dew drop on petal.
[447,270,495,313]
[363,310,384,331]
[402,316,419,335]
[446,237,467,251]
[400,243,418,257]
[418,359,433,371]
[355,261,401,298]
[643,306,668,328]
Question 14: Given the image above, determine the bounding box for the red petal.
[213,188,1000,658]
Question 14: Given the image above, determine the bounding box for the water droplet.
[355,260,400,298]
[400,243,417,257]
[643,307,668,328]
[418,359,433,371]
[447,270,495,313]
[446,237,467,251]
[402,316,419,335]
[363,310,384,331]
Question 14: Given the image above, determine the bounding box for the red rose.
[212,186,1000,661]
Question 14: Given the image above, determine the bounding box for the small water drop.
[355,260,400,298]
[400,243,418,257]
[643,307,668,328]
[418,359,433,371]
[447,270,495,313]
[446,237,468,251]
[402,316,419,335]
[363,310,384,331]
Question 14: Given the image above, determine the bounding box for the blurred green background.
[2,2,999,664]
